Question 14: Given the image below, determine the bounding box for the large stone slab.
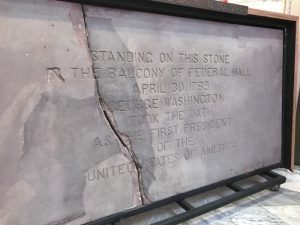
[0,1,283,224]
[83,5,283,202]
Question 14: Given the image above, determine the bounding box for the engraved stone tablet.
[0,1,283,224]
[83,5,283,201]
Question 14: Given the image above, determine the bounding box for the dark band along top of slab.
[0,1,283,225]
[151,0,248,15]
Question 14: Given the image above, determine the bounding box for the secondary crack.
[80,5,148,205]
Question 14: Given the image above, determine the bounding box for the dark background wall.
[295,94,300,165]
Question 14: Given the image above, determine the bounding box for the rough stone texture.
[0,1,283,225]
[0,1,141,225]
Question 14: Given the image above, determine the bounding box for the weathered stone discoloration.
[0,1,284,224]
[0,1,141,224]
[18,94,109,224]
[82,12,157,202]
[81,6,147,203]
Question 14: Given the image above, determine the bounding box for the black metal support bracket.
[85,171,286,225]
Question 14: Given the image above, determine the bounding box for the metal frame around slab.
[152,172,286,225]
[84,167,285,225]
[60,0,296,224]
[150,171,286,225]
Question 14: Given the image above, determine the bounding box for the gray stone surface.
[83,5,283,202]
[0,1,284,225]
[0,1,141,225]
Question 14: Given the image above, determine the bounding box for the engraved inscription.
[1,2,284,224]
[47,67,65,83]
[42,5,282,205]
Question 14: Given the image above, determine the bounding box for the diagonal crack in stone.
[80,4,148,205]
